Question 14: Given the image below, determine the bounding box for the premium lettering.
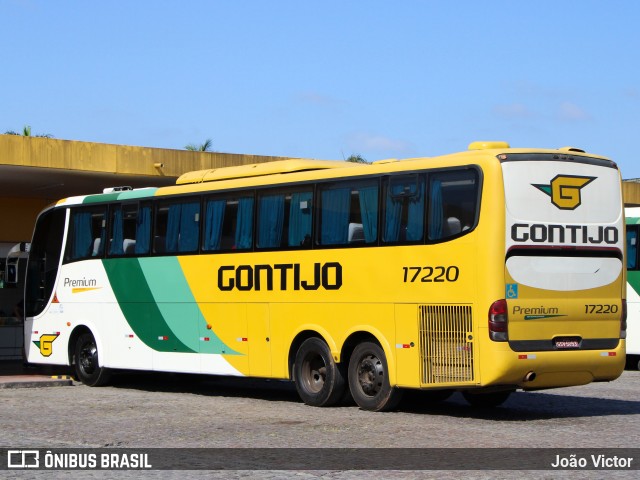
[513,306,559,315]
[218,262,342,291]
[63,277,97,288]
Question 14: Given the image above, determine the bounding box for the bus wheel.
[462,390,512,408]
[74,333,111,387]
[293,337,346,407]
[348,342,403,411]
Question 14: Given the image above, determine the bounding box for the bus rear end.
[495,150,625,389]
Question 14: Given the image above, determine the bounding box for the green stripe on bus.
[102,257,194,353]
[138,257,238,355]
[82,188,158,204]
[628,271,640,296]
[83,193,121,204]
[117,188,158,200]
[102,257,238,355]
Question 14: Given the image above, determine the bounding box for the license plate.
[554,337,581,349]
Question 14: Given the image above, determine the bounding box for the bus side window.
[256,189,313,249]
[67,207,107,261]
[287,191,313,248]
[383,175,425,243]
[134,203,151,255]
[154,200,201,254]
[318,180,378,246]
[109,203,151,256]
[428,169,479,242]
[203,196,254,251]
[628,228,638,270]
[257,192,285,249]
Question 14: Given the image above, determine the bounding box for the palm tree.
[185,139,213,152]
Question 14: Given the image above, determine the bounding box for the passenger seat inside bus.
[348,223,364,243]
[444,217,462,236]
[123,239,136,254]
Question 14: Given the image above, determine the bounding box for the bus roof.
[55,142,615,205]
[176,159,363,185]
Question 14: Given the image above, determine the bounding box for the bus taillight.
[621,299,627,339]
[489,299,508,342]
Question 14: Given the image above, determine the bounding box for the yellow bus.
[23,141,627,411]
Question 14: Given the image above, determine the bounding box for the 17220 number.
[402,266,459,283]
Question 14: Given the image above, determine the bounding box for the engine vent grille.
[418,304,475,385]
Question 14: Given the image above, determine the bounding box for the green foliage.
[4,125,53,138]
[345,154,369,164]
[185,138,213,152]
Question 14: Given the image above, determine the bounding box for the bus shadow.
[108,371,301,403]
[399,390,640,420]
[106,371,640,420]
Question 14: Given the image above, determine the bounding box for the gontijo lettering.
[511,224,618,245]
[218,262,343,291]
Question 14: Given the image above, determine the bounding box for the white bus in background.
[626,207,640,369]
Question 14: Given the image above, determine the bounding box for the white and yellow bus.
[23,141,626,411]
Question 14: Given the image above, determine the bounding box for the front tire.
[293,337,346,407]
[74,332,111,386]
[348,342,403,411]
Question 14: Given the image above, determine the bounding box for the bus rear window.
[427,169,479,241]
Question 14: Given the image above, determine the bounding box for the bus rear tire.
[293,337,346,407]
[348,342,403,412]
[462,390,512,408]
[74,332,111,387]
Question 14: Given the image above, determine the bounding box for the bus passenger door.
[199,303,249,376]
[247,303,271,377]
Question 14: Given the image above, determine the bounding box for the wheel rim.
[79,341,98,376]
[301,353,327,394]
[356,353,384,397]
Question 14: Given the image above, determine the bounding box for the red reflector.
[518,355,527,359]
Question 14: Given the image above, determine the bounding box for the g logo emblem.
[33,333,59,357]
[533,175,595,210]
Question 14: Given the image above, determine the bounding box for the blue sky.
[3,1,640,178]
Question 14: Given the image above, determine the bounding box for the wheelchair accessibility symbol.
[506,284,518,299]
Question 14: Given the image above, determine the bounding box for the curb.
[0,376,74,389]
